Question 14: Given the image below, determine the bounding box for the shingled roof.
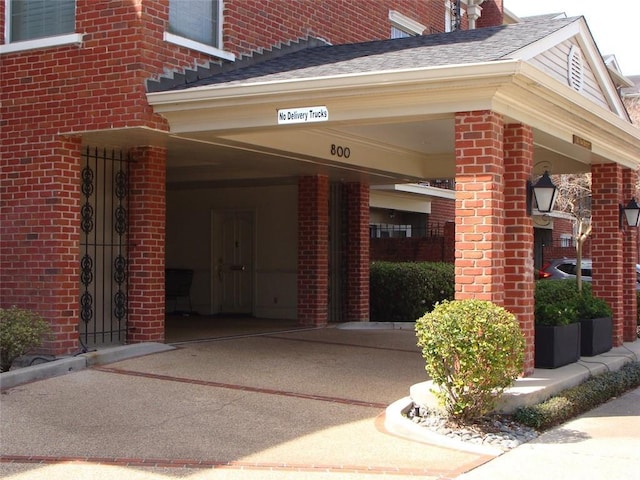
[165,15,580,91]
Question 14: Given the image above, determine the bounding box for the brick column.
[345,182,370,322]
[623,168,638,343]
[128,146,166,344]
[298,175,329,327]
[454,110,505,304]
[591,163,624,346]
[504,124,535,375]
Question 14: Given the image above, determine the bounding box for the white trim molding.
[0,33,83,54]
[164,32,235,61]
[388,10,427,35]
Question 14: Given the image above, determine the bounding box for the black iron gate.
[80,147,130,348]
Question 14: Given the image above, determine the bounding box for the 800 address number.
[330,144,351,158]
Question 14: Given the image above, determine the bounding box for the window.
[559,234,573,247]
[165,0,233,60]
[169,0,220,48]
[370,224,412,238]
[8,0,75,42]
[388,10,425,39]
[390,26,411,39]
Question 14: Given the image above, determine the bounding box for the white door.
[212,211,254,314]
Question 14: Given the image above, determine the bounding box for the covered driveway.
[83,16,640,373]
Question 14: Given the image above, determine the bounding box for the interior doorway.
[211,210,255,314]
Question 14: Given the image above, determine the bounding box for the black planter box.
[535,322,581,369]
[580,317,613,356]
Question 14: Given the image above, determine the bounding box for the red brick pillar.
[454,110,505,304]
[346,182,370,322]
[298,175,329,326]
[504,124,535,375]
[623,168,638,343]
[591,163,624,346]
[0,137,83,355]
[128,146,166,344]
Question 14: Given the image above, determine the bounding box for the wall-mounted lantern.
[528,171,558,215]
[621,198,640,228]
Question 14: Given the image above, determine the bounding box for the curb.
[384,396,504,457]
[0,343,175,390]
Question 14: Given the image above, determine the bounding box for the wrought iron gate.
[80,147,130,348]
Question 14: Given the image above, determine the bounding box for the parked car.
[538,258,640,289]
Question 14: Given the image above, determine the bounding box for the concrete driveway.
[0,326,492,480]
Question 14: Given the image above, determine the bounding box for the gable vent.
[567,45,584,92]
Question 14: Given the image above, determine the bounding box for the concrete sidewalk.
[458,386,640,480]
[1,325,638,479]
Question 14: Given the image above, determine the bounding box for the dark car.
[538,258,640,289]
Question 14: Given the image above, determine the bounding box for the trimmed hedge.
[535,280,611,326]
[370,261,454,322]
[513,361,640,430]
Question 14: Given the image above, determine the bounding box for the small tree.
[415,300,525,422]
[553,174,592,291]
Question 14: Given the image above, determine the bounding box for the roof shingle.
[168,16,581,91]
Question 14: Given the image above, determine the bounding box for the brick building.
[2,1,639,375]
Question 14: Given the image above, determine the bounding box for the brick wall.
[298,176,329,326]
[0,1,214,353]
[476,0,503,28]
[428,196,455,227]
[370,224,455,263]
[222,0,452,55]
[0,137,83,355]
[1,0,504,353]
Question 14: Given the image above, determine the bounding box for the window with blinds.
[9,0,75,43]
[169,0,220,48]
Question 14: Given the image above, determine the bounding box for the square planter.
[580,317,613,356]
[535,322,581,369]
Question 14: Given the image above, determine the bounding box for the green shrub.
[573,294,611,319]
[534,280,611,326]
[370,261,454,322]
[536,279,591,305]
[513,362,640,430]
[415,299,525,422]
[0,306,52,372]
[535,302,578,326]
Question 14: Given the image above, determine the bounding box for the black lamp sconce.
[620,198,640,228]
[527,171,559,215]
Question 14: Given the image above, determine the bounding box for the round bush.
[415,299,525,422]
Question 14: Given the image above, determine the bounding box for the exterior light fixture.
[621,198,640,228]
[528,171,558,215]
